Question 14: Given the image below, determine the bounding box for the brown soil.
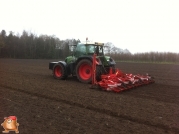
[0,59,179,134]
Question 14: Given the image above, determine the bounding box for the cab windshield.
[75,43,104,57]
[86,45,103,55]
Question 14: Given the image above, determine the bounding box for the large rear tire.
[53,63,67,80]
[76,59,102,83]
[76,59,92,83]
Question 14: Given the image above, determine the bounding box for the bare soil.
[0,59,179,134]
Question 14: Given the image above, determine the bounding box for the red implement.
[98,68,154,92]
[91,54,155,92]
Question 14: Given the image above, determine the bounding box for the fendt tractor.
[49,39,154,93]
[49,40,116,83]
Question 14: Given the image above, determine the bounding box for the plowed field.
[0,59,179,134]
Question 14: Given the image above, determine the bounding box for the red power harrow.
[91,54,155,92]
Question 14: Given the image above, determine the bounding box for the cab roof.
[78,41,104,46]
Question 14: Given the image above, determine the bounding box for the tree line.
[0,30,178,63]
[0,30,76,59]
[110,52,179,63]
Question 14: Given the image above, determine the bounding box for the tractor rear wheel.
[76,59,102,83]
[76,59,92,83]
[53,63,67,80]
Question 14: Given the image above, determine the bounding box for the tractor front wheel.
[53,63,67,80]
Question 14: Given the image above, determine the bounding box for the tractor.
[49,40,116,83]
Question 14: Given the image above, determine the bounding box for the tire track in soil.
[1,84,179,133]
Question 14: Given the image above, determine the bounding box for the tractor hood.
[65,56,76,64]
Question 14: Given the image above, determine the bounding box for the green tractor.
[49,41,116,83]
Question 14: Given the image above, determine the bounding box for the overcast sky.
[1,0,179,54]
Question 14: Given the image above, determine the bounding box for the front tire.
[53,63,67,80]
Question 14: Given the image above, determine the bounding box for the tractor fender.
[57,61,67,66]
[49,61,67,70]
[75,56,102,65]
[108,57,116,65]
[75,56,93,65]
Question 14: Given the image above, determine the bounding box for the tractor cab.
[73,42,104,58]
[65,41,116,69]
[65,42,107,65]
